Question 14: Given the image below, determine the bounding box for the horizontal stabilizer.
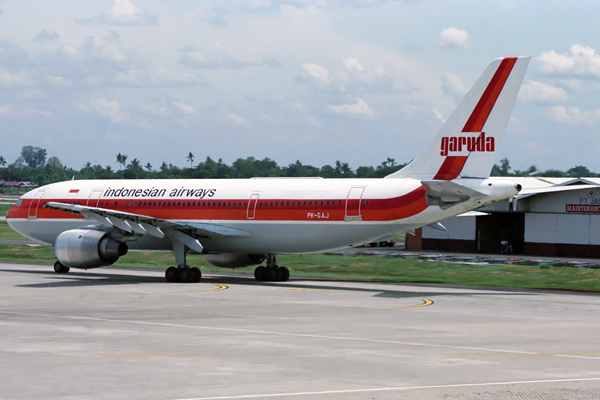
[426,222,447,231]
[421,180,486,209]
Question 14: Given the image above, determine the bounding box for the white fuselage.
[7,177,516,254]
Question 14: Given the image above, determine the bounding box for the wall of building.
[411,186,600,258]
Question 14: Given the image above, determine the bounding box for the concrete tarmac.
[1,262,599,400]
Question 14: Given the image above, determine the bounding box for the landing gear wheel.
[165,267,179,282]
[254,266,266,281]
[54,262,70,274]
[265,267,278,282]
[179,268,192,283]
[190,267,202,283]
[278,266,290,282]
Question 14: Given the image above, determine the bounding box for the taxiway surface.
[1,262,599,399]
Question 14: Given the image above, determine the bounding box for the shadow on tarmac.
[0,265,537,299]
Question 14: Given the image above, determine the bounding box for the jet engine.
[54,229,128,269]
[205,253,266,269]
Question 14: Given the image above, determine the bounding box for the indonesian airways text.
[104,187,217,199]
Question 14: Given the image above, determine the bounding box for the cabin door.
[247,194,259,219]
[345,187,364,221]
[28,190,46,218]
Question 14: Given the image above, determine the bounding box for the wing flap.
[44,202,252,239]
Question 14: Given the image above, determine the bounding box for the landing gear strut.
[254,255,289,282]
[165,240,202,283]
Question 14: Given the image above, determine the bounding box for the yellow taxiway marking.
[97,353,212,357]
[133,282,228,295]
[442,352,600,357]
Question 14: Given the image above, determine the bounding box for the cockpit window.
[15,199,23,206]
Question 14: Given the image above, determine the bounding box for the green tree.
[0,155,6,168]
[567,165,592,177]
[491,157,512,176]
[116,153,128,170]
[145,162,152,172]
[186,152,194,168]
[21,146,47,168]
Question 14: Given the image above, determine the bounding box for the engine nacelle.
[54,229,128,269]
[205,253,266,269]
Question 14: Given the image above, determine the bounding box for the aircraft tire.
[254,266,266,281]
[54,262,70,274]
[179,268,192,283]
[190,267,202,283]
[265,267,278,282]
[278,267,290,282]
[165,267,179,283]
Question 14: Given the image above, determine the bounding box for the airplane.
[6,56,530,283]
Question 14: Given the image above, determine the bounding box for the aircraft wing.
[44,202,253,241]
[421,180,486,209]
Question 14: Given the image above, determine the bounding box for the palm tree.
[145,162,152,172]
[130,158,141,170]
[186,152,194,168]
[116,153,128,170]
[0,156,6,168]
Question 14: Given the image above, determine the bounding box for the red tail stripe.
[462,57,517,133]
[433,156,468,181]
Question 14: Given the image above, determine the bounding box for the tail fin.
[386,56,530,180]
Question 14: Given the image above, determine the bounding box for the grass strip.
[1,244,600,292]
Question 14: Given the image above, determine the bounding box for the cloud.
[300,63,330,83]
[178,44,278,70]
[442,72,467,96]
[200,6,229,27]
[173,101,195,115]
[328,97,375,118]
[549,105,600,125]
[438,27,470,49]
[298,58,393,93]
[537,44,600,78]
[34,29,59,42]
[520,81,568,103]
[0,69,32,86]
[75,0,158,26]
[115,69,207,88]
[228,113,249,126]
[92,98,129,123]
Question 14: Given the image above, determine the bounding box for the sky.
[2,0,600,173]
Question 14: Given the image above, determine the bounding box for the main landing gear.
[54,261,70,274]
[254,255,290,282]
[166,239,202,283]
[165,265,202,283]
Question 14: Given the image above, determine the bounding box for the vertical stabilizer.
[386,56,529,180]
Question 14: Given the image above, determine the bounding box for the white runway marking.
[172,377,600,400]
[3,310,600,361]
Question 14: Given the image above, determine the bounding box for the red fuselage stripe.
[7,187,429,222]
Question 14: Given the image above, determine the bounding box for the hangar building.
[406,177,600,258]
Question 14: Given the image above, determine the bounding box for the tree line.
[0,147,596,189]
[0,146,405,187]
